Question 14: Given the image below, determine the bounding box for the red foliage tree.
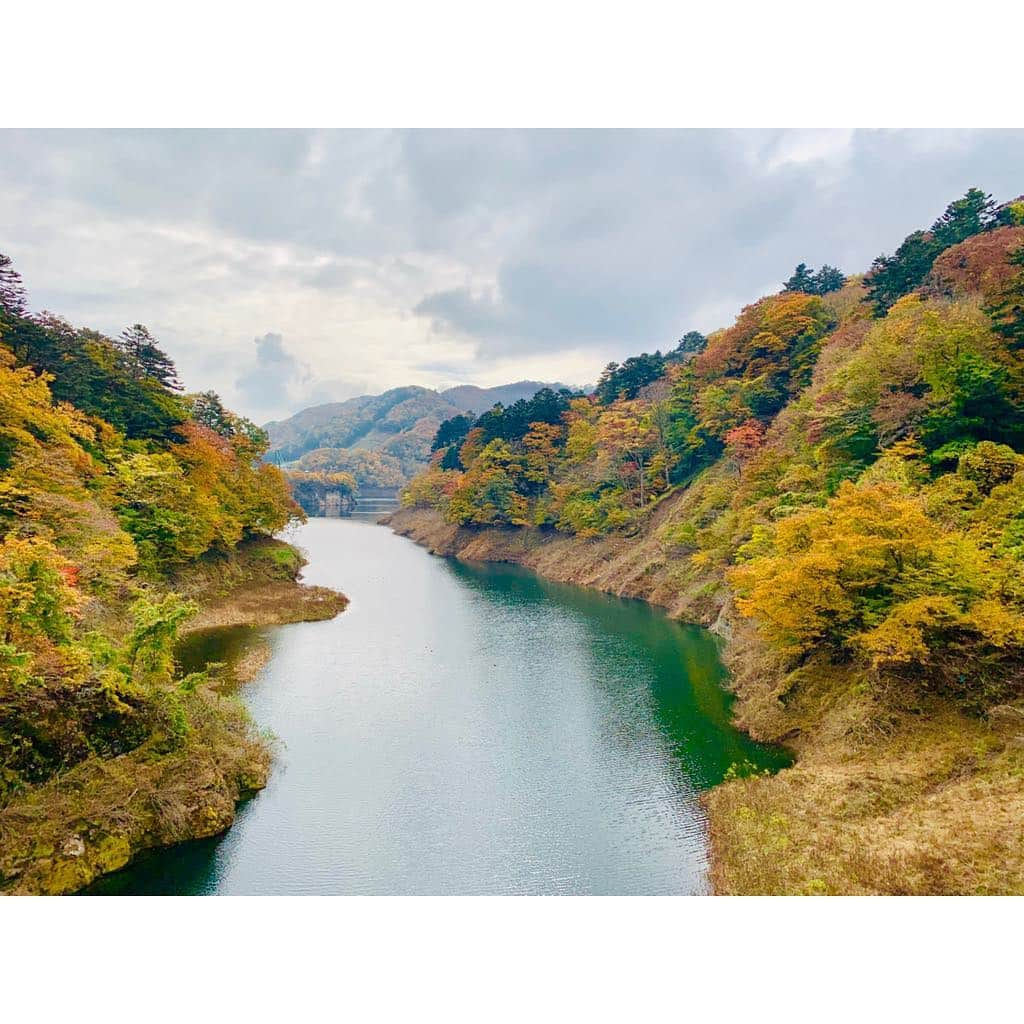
[724,419,766,467]
[925,226,1024,301]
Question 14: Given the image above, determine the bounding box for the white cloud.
[2,128,1022,423]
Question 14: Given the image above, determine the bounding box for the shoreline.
[384,505,754,894]
[386,507,1024,895]
[0,537,348,896]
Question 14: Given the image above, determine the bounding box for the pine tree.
[931,187,996,248]
[865,231,943,314]
[674,331,708,355]
[0,253,28,316]
[118,324,182,391]
[784,263,816,293]
[812,265,846,295]
[784,263,845,296]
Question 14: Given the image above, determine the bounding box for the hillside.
[0,254,345,893]
[398,188,1024,893]
[266,380,565,485]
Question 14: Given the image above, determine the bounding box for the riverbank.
[388,507,1024,895]
[385,500,728,627]
[0,537,347,895]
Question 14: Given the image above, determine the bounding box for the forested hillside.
[401,188,1024,893]
[266,380,564,487]
[0,254,336,892]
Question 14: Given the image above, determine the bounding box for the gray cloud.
[235,333,301,418]
[2,129,1023,422]
[235,333,367,422]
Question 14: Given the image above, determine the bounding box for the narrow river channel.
[90,517,786,895]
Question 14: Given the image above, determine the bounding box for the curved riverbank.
[385,505,771,894]
[385,500,729,628]
[0,537,347,895]
[389,507,1024,895]
[80,518,784,895]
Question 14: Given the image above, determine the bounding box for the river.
[88,517,787,895]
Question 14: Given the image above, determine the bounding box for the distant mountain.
[441,380,564,413]
[266,380,565,485]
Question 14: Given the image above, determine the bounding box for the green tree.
[119,324,182,391]
[595,353,666,404]
[671,331,708,357]
[0,253,28,316]
[812,265,846,294]
[783,263,816,293]
[931,187,996,248]
[865,190,997,315]
[865,231,942,314]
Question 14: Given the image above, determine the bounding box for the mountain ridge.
[266,379,567,483]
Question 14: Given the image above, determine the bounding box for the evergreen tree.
[119,324,182,391]
[812,265,846,294]
[595,353,666,404]
[784,263,816,293]
[0,253,28,317]
[671,331,707,357]
[189,389,232,433]
[784,263,845,296]
[931,187,996,248]
[432,413,475,452]
[865,189,997,315]
[865,231,943,315]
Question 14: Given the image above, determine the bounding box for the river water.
[90,517,786,895]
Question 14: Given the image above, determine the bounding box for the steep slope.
[0,255,346,893]
[397,189,1024,894]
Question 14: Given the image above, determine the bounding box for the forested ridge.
[401,188,1024,893]
[266,379,565,492]
[0,254,317,892]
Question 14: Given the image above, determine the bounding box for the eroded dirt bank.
[387,501,729,628]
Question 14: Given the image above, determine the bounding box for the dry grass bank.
[176,535,348,632]
[705,625,1024,894]
[389,508,1024,895]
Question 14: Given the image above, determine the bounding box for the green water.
[89,518,787,895]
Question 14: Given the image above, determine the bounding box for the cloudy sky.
[2,129,1023,424]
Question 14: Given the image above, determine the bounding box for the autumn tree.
[522,421,564,486]
[596,401,660,507]
[724,419,766,471]
[445,439,528,526]
[984,246,1024,351]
